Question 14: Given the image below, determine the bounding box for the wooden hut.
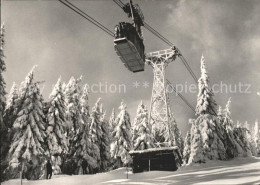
[129,147,182,173]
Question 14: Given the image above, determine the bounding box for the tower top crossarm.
[145,47,181,67]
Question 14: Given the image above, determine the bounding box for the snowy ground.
[3,157,260,185]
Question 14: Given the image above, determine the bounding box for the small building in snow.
[129,147,182,173]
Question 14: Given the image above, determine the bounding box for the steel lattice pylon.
[146,47,180,147]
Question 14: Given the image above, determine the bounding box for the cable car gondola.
[114,0,145,73]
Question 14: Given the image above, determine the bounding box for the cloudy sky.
[2,0,260,134]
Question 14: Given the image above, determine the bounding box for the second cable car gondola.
[114,1,145,73]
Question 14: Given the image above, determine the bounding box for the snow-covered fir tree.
[88,98,102,172]
[186,55,226,164]
[195,55,217,116]
[194,116,226,163]
[8,67,47,179]
[61,82,66,93]
[236,120,242,128]
[3,82,19,171]
[233,126,253,157]
[253,119,260,155]
[5,82,19,126]
[109,108,116,129]
[110,101,132,166]
[108,108,116,140]
[15,66,37,114]
[231,119,253,157]
[99,105,111,171]
[183,119,194,164]
[46,77,69,174]
[76,122,96,174]
[244,121,249,130]
[183,129,191,164]
[217,106,223,118]
[221,98,243,158]
[72,84,97,173]
[243,121,257,156]
[6,82,18,114]
[169,114,184,155]
[132,101,154,150]
[0,24,6,132]
[188,119,205,163]
[64,76,84,154]
[65,76,83,133]
[0,23,7,182]
[216,105,226,143]
[222,98,233,130]
[80,84,90,125]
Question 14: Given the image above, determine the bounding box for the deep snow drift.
[3,157,260,185]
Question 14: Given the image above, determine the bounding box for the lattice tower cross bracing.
[146,48,180,147]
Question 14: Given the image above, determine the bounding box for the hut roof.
[129,146,179,155]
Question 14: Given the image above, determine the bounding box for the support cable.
[166,79,196,113]
[59,0,114,37]
[113,0,124,8]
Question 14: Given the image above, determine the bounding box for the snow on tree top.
[217,106,223,117]
[6,82,18,110]
[119,100,127,110]
[25,65,37,84]
[195,55,217,116]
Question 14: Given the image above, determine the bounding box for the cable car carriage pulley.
[114,0,145,73]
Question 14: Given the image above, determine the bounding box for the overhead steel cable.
[59,0,114,37]
[179,54,198,82]
[166,79,196,113]
[143,22,173,46]
[113,0,124,8]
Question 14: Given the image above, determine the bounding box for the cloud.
[165,0,260,127]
